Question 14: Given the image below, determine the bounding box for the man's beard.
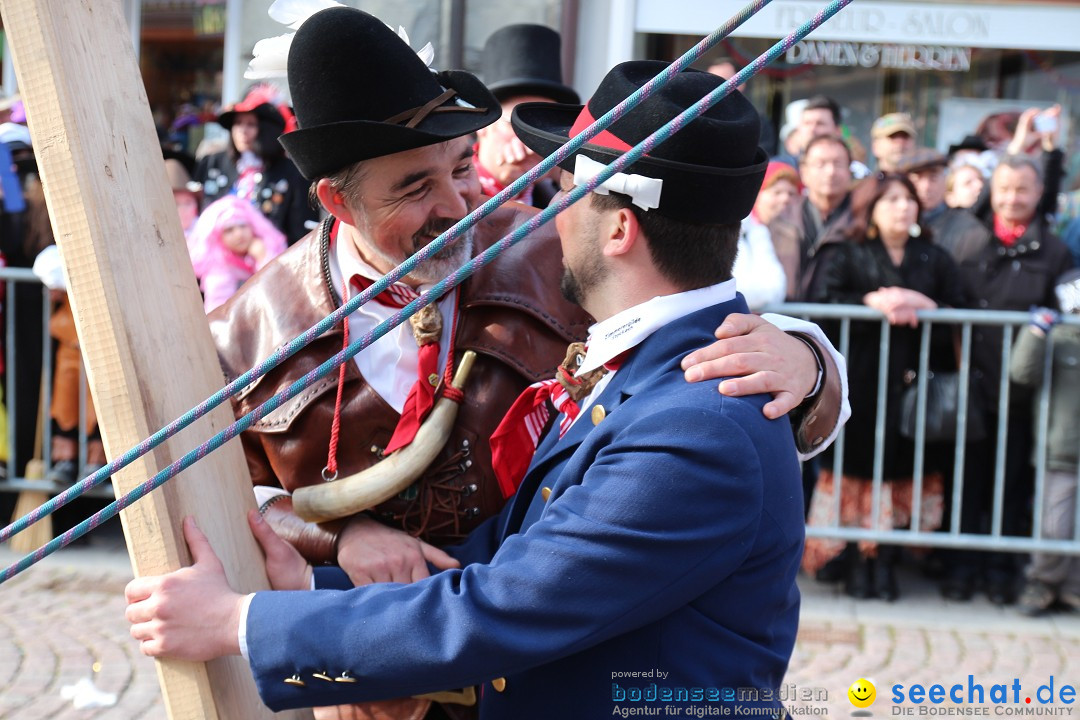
[559,252,606,307]
[357,217,474,285]
[408,218,473,284]
[559,215,607,307]
[560,266,584,305]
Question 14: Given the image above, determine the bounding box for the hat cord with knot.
[384,88,487,129]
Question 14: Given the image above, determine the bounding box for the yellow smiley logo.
[848,678,876,708]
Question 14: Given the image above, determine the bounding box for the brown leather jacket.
[210,203,842,564]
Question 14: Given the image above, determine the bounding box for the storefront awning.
[143,0,224,6]
[635,0,1080,52]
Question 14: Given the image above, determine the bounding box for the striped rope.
[0,0,771,547]
[0,0,852,584]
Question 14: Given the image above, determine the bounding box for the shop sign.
[785,41,972,72]
[771,4,990,45]
[194,4,226,36]
[636,1,1080,53]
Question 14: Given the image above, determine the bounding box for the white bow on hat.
[573,155,663,212]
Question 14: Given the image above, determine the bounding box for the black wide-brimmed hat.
[218,87,286,132]
[279,7,501,180]
[947,134,989,159]
[481,24,579,105]
[512,61,767,224]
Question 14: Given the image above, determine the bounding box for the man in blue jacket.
[125,60,805,719]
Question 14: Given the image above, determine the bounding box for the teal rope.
[0,0,852,584]
[0,0,772,547]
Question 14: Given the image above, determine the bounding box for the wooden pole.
[0,1,309,718]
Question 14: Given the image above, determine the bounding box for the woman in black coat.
[194,89,316,246]
[803,174,968,600]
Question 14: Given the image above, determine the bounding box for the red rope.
[441,288,465,404]
[325,287,350,477]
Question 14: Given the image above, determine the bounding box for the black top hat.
[511,61,767,224]
[481,24,579,105]
[279,7,501,180]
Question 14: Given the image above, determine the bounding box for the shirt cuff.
[253,484,290,508]
[761,313,851,462]
[238,577,317,662]
[237,592,256,661]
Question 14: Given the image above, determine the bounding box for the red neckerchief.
[488,348,628,498]
[350,274,459,455]
[993,214,1028,248]
[473,144,533,205]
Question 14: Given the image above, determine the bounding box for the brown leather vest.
[210,204,591,557]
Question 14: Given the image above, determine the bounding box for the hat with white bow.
[511,61,768,224]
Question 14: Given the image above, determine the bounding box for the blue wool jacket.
[245,295,805,718]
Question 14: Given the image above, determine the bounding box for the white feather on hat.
[246,0,434,80]
[246,32,296,80]
[269,0,344,30]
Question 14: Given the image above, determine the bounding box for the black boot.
[985,554,1019,606]
[815,543,855,583]
[844,553,874,599]
[941,571,975,601]
[874,546,899,601]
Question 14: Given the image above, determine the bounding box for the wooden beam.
[0,1,309,718]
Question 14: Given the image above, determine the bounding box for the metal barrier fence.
[2,268,1077,555]
[769,303,1080,556]
[0,266,112,501]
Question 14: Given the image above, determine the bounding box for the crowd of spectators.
[0,85,313,497]
[1,54,1079,619]
[713,59,1078,615]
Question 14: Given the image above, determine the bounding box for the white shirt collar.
[332,224,438,296]
[577,279,737,375]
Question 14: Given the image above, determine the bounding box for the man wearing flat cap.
[127,6,847,718]
[871,112,916,173]
[898,147,989,263]
[128,53,809,719]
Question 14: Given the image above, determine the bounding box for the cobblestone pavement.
[2,538,1080,719]
[785,565,1080,718]
[0,556,164,719]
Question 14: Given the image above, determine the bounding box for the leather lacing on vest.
[381,440,479,540]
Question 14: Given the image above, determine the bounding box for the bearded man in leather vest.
[207,8,848,719]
